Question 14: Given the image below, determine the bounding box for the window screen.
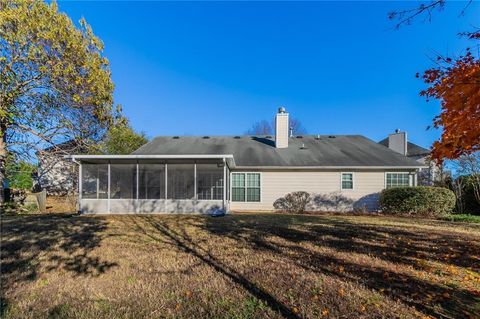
[110,164,137,199]
[167,164,194,199]
[139,164,165,199]
[197,164,223,200]
[82,164,108,199]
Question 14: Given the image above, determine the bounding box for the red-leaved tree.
[390,1,480,163]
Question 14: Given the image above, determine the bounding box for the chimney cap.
[395,128,401,133]
[278,106,286,114]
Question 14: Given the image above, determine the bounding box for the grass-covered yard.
[1,213,480,319]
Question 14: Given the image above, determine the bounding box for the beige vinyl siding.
[229,169,415,212]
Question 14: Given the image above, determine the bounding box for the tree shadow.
[1,214,117,289]
[203,214,480,318]
[129,216,301,319]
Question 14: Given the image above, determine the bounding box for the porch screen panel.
[197,164,223,200]
[82,164,108,199]
[110,164,137,199]
[167,164,194,199]
[139,164,165,199]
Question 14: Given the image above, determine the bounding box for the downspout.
[223,157,226,212]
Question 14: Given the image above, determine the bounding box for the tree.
[5,153,35,190]
[99,119,148,155]
[245,120,273,135]
[455,152,480,206]
[246,117,307,135]
[389,1,480,163]
[0,0,115,203]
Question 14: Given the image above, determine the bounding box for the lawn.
[1,213,480,319]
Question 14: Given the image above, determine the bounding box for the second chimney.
[388,129,407,156]
[275,107,289,148]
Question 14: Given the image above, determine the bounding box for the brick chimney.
[388,129,407,156]
[275,107,289,148]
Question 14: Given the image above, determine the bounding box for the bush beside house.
[380,186,455,217]
[273,191,311,214]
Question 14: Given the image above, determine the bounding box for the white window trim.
[384,172,414,189]
[230,172,262,203]
[340,172,354,191]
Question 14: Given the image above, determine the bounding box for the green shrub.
[380,186,455,217]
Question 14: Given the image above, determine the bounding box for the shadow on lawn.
[203,214,480,318]
[131,216,301,319]
[0,214,117,289]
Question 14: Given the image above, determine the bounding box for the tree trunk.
[0,126,6,205]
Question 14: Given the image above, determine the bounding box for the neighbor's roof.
[378,138,430,157]
[132,135,424,168]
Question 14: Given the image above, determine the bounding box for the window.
[232,173,260,202]
[197,164,223,200]
[232,173,245,201]
[167,164,194,199]
[110,164,137,199]
[139,164,165,199]
[341,173,353,190]
[82,164,108,199]
[386,172,411,189]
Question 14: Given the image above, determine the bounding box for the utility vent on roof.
[173,136,180,139]
[300,143,307,149]
[328,135,336,138]
[315,134,321,140]
[202,136,210,139]
[234,136,241,139]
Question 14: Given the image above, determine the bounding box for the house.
[378,131,440,185]
[38,140,80,195]
[67,108,425,214]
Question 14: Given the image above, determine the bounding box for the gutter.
[233,165,427,170]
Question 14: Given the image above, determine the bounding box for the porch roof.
[66,154,236,167]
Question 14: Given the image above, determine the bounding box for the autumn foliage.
[418,45,480,163]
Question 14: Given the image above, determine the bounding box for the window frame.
[340,172,354,191]
[230,172,262,202]
[385,172,413,189]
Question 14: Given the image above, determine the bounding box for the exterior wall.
[229,169,416,212]
[80,199,223,214]
[38,153,76,195]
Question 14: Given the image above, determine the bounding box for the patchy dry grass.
[1,213,479,319]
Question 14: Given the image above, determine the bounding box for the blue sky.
[59,1,479,148]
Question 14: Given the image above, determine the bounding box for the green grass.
[442,214,480,223]
[1,213,479,319]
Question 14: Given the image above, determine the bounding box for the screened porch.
[69,155,233,214]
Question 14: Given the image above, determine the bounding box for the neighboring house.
[38,140,79,195]
[378,131,440,185]
[68,108,425,214]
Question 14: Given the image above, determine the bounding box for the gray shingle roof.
[133,135,423,167]
[378,138,430,157]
